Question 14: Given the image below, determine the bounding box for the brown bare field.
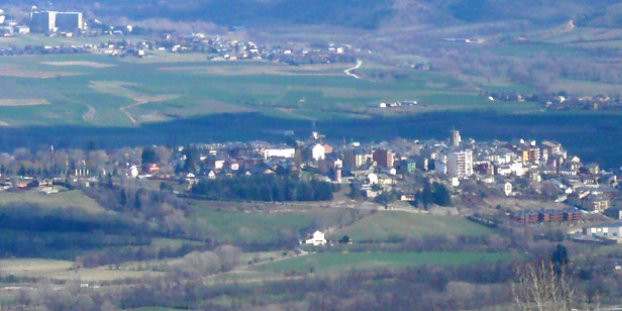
[40,61,115,68]
[0,99,49,106]
[0,66,80,79]
[82,105,96,121]
[159,63,347,76]
[0,259,162,282]
[89,81,179,104]
[90,81,181,124]
[129,100,253,124]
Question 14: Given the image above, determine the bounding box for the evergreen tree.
[552,244,569,273]
[432,182,452,206]
[421,181,434,208]
[141,147,158,165]
[134,193,142,210]
[119,189,127,206]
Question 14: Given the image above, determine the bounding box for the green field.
[328,211,493,242]
[0,258,161,281]
[257,251,511,273]
[0,190,106,214]
[0,52,535,127]
[130,308,187,311]
[189,204,351,245]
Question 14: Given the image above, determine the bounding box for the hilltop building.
[583,222,622,241]
[447,149,473,178]
[263,147,296,159]
[451,130,462,147]
[30,10,84,34]
[55,12,83,32]
[30,11,55,33]
[311,144,325,161]
[373,149,394,169]
[304,231,327,246]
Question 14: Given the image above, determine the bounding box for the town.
[4,0,622,309]
[0,7,358,65]
[2,128,621,245]
[486,90,622,111]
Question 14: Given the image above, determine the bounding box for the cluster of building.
[486,90,622,111]
[375,100,419,109]
[0,7,358,64]
[90,32,357,65]
[0,9,30,37]
[540,94,622,111]
[30,10,85,35]
[0,12,358,66]
[511,208,583,224]
[0,128,619,235]
[326,130,620,213]
[87,33,357,64]
[0,8,86,37]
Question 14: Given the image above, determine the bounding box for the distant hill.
[73,0,395,29]
[575,3,622,28]
[19,0,622,29]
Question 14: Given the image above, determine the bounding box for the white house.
[312,144,325,161]
[504,182,513,197]
[128,165,139,178]
[304,231,327,246]
[583,222,622,241]
[435,159,448,175]
[263,148,296,159]
[230,162,240,171]
[367,173,379,185]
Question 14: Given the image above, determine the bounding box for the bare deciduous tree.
[512,260,574,311]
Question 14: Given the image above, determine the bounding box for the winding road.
[344,59,363,80]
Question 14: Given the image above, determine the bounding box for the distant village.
[0,7,358,65]
[0,127,621,245]
[486,90,622,111]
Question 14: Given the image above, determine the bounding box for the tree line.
[191,175,336,202]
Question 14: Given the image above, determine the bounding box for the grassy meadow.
[0,190,106,214]
[188,203,355,246]
[256,251,512,273]
[328,211,493,242]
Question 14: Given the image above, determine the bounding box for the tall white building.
[55,12,83,32]
[311,143,325,161]
[448,149,473,178]
[263,147,295,159]
[30,10,84,33]
[30,11,56,33]
[451,130,462,147]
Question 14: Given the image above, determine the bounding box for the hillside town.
[1,129,621,244]
[486,90,622,111]
[0,7,358,65]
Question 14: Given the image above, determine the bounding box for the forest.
[191,175,336,202]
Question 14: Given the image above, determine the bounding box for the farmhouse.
[511,208,582,224]
[263,147,296,159]
[311,144,326,161]
[304,231,327,246]
[583,222,622,242]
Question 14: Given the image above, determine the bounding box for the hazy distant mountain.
[22,0,622,29]
[72,0,395,29]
